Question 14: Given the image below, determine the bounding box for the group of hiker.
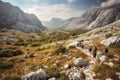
[77,43,109,60]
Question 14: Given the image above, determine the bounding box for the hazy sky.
[2,0,118,21]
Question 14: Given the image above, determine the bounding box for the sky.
[2,0,118,21]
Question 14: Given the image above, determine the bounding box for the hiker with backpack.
[105,48,109,54]
[88,46,92,52]
[92,46,97,60]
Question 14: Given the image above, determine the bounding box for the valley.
[0,0,120,80]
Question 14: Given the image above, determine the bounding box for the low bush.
[45,68,60,79]
[31,42,41,47]
[10,57,25,63]
[52,45,66,54]
[0,49,23,57]
[0,61,14,69]
[105,33,112,38]
[14,38,28,46]
[3,76,21,80]
[59,73,69,80]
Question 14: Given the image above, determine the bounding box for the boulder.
[66,41,79,48]
[97,51,103,58]
[101,36,120,47]
[81,40,93,45]
[73,58,86,67]
[99,55,108,62]
[104,62,114,68]
[64,64,69,69]
[22,69,47,80]
[69,72,82,80]
[56,41,65,44]
[48,77,57,80]
[23,53,37,58]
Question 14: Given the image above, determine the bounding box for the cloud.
[68,0,76,3]
[101,0,120,7]
[24,4,84,21]
[26,0,39,3]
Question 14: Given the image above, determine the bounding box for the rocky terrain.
[0,19,120,80]
[0,0,120,80]
[42,2,120,31]
[0,0,46,33]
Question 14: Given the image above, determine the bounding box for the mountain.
[42,18,64,29]
[0,0,46,33]
[44,2,120,31]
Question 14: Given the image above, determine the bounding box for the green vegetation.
[0,61,14,69]
[45,68,60,79]
[52,45,66,54]
[3,76,21,80]
[59,73,69,80]
[105,33,112,38]
[38,31,71,44]
[31,42,41,47]
[0,47,23,57]
[14,38,28,46]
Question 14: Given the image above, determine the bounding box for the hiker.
[88,46,92,52]
[105,48,108,54]
[94,46,97,51]
[92,46,97,60]
[77,43,81,47]
[81,44,84,49]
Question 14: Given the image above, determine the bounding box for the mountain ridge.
[0,0,47,33]
[42,2,120,31]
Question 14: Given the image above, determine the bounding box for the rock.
[66,41,79,48]
[97,51,103,58]
[106,78,113,80]
[4,35,16,42]
[48,77,57,80]
[74,58,86,67]
[104,62,114,68]
[69,72,82,80]
[56,41,65,44]
[81,40,93,45]
[116,72,120,79]
[64,64,69,69]
[101,36,120,47]
[23,53,37,58]
[99,55,108,63]
[22,69,47,80]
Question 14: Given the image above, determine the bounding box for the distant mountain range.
[42,2,120,31]
[0,0,46,33]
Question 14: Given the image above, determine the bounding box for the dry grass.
[91,37,120,80]
[92,61,119,80]
[0,30,89,80]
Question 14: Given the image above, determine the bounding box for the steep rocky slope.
[0,0,46,33]
[43,2,120,31]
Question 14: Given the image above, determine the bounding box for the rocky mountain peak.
[0,0,47,33]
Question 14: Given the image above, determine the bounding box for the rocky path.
[76,46,96,80]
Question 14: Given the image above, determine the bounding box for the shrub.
[52,45,66,54]
[4,76,21,80]
[0,49,23,57]
[14,38,28,46]
[105,33,112,38]
[10,57,25,63]
[0,61,14,69]
[31,42,41,47]
[45,68,60,79]
[59,73,69,80]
